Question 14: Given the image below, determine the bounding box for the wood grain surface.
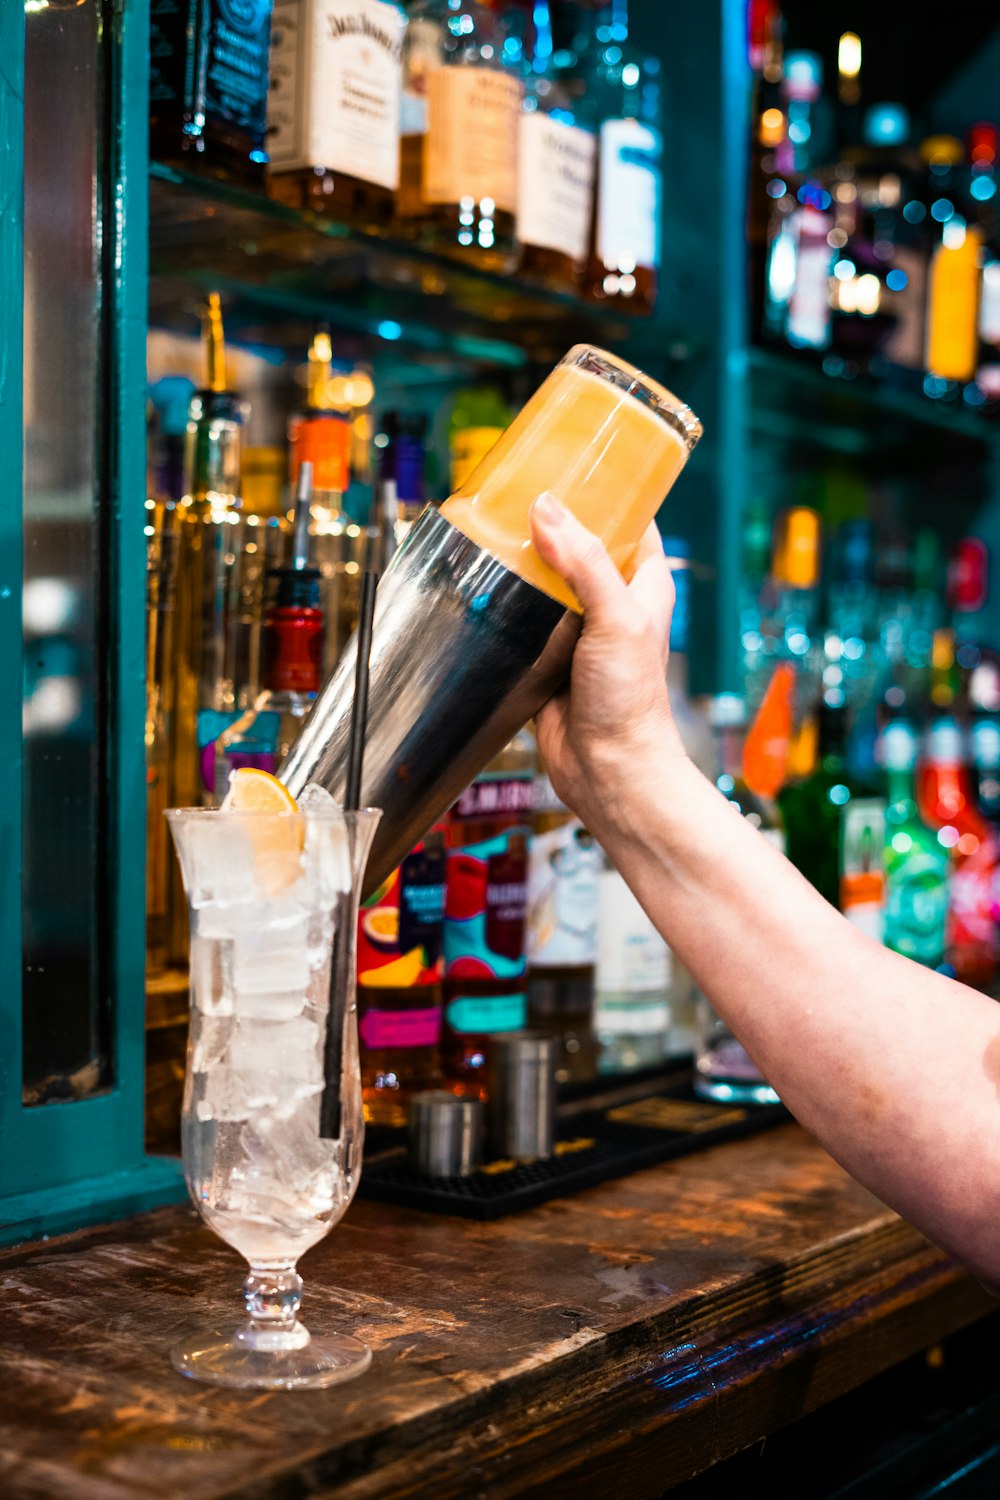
[0,1124,992,1500]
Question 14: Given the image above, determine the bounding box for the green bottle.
[881,721,950,966]
[780,697,885,930]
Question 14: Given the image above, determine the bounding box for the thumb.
[529,492,628,619]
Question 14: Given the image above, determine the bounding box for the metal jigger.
[280,504,580,894]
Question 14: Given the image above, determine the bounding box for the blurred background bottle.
[267,0,405,226]
[527,754,601,1085]
[398,0,523,268]
[442,733,534,1098]
[693,692,782,1106]
[358,826,448,1126]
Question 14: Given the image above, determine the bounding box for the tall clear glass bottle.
[694,695,782,1106]
[397,0,524,269]
[578,0,661,313]
[527,753,601,1086]
[267,0,406,226]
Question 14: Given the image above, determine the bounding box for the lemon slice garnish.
[221,767,302,893]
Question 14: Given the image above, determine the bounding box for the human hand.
[528,493,686,827]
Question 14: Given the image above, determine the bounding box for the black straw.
[319,513,382,1139]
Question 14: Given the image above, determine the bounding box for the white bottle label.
[268,0,404,191]
[527,819,601,967]
[595,868,671,1024]
[787,207,833,350]
[424,66,524,214]
[517,111,596,263]
[597,118,661,272]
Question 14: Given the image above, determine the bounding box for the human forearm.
[590,748,1000,1289]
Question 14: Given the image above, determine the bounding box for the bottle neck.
[264,604,324,695]
[886,763,916,807]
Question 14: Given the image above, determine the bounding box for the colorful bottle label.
[444,776,532,981]
[517,112,595,262]
[268,0,404,189]
[424,66,523,214]
[358,1005,441,1051]
[358,841,446,989]
[527,818,601,968]
[597,118,660,271]
[884,842,949,967]
[445,993,527,1035]
[839,799,886,942]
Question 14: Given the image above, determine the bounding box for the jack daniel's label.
[269,0,404,189]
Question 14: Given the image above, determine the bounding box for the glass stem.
[242,1265,311,1351]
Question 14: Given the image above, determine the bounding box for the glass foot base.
[171,1327,372,1389]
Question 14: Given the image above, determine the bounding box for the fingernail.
[533,491,566,526]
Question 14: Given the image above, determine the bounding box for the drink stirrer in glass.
[319,504,381,1139]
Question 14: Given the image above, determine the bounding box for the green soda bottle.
[881,720,950,967]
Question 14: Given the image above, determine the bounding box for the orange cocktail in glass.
[440,345,702,610]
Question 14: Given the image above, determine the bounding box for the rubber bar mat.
[358,1082,788,1219]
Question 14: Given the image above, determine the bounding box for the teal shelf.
[148,161,698,377]
[749,347,1000,458]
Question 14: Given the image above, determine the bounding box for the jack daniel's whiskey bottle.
[268,0,407,226]
[150,0,274,184]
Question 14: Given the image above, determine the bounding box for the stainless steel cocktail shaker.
[280,504,580,893]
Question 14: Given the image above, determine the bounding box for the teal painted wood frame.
[0,0,183,1245]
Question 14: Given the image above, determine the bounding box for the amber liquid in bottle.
[398,4,523,271]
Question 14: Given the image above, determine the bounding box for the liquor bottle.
[448,384,512,492]
[267,0,406,225]
[739,505,776,712]
[768,506,822,725]
[515,0,597,293]
[171,295,252,819]
[780,696,885,932]
[580,0,662,313]
[527,756,602,1085]
[288,331,355,676]
[881,721,950,968]
[397,0,524,269]
[594,852,670,1074]
[149,0,273,184]
[966,123,1000,410]
[918,716,998,987]
[662,536,716,777]
[832,104,915,373]
[380,410,429,549]
[762,53,835,352]
[693,694,781,1106]
[441,733,534,1097]
[746,0,785,342]
[357,827,447,1126]
[659,535,716,1054]
[213,467,323,793]
[923,135,984,386]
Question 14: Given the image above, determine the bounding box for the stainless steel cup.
[408,1090,484,1178]
[487,1031,558,1162]
[280,504,580,894]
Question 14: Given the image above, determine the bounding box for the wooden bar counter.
[0,1122,994,1500]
